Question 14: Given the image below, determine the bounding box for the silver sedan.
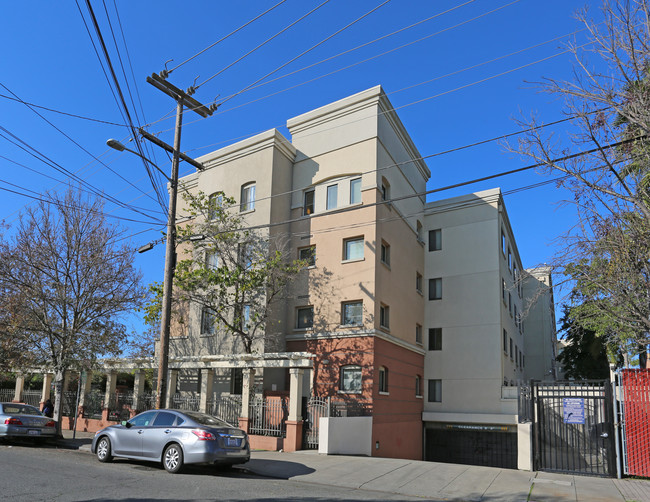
[91,409,250,473]
[0,402,57,441]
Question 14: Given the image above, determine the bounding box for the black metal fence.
[529,380,615,477]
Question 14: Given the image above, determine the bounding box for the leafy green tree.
[557,306,617,379]
[0,188,145,432]
[166,191,306,354]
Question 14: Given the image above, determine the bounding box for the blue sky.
[1,0,597,334]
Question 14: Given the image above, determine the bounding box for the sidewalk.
[59,430,650,502]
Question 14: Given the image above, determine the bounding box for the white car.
[0,402,57,442]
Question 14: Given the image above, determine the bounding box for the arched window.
[208,192,223,220]
[240,182,256,212]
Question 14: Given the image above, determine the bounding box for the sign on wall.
[563,398,585,424]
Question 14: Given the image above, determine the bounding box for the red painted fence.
[621,369,650,477]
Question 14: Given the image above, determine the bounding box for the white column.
[104,371,117,409]
[40,373,53,404]
[132,370,145,411]
[288,368,304,422]
[200,369,214,414]
[240,368,256,419]
[14,374,25,402]
[165,369,178,409]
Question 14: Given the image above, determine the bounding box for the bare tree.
[509,0,650,346]
[0,188,145,432]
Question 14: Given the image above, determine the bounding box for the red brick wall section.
[372,337,424,460]
[287,335,424,460]
[622,369,650,477]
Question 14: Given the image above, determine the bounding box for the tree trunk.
[52,368,65,438]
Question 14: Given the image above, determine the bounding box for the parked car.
[91,409,250,473]
[0,402,57,441]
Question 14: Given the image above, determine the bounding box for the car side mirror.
[122,421,132,428]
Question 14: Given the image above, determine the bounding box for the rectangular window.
[503,329,508,354]
[238,243,252,269]
[429,278,442,300]
[350,177,361,205]
[429,229,442,251]
[240,183,255,212]
[510,338,513,360]
[205,250,218,269]
[429,328,442,350]
[201,307,216,335]
[416,272,423,293]
[415,375,422,397]
[378,367,388,393]
[515,345,519,366]
[380,241,390,266]
[508,248,512,271]
[509,292,512,316]
[428,379,442,402]
[296,306,314,329]
[342,301,363,326]
[380,304,390,329]
[340,365,362,393]
[416,324,422,345]
[344,237,364,261]
[299,245,316,267]
[303,189,314,216]
[241,304,251,331]
[502,278,506,302]
[501,230,506,256]
[326,184,338,210]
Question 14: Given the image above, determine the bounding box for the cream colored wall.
[423,190,525,418]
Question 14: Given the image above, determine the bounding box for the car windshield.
[2,404,42,416]
[182,411,232,427]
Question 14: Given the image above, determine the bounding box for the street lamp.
[107,137,178,410]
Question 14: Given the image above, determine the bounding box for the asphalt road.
[0,441,422,501]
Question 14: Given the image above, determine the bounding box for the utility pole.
[143,72,215,409]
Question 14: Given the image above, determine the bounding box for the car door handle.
[138,430,144,434]
[164,429,172,434]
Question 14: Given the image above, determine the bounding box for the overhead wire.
[0,83,164,210]
[195,0,332,90]
[212,0,394,105]
[166,0,289,75]
[82,0,169,214]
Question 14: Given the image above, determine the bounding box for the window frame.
[428,229,442,252]
[429,277,442,301]
[340,365,362,394]
[201,307,216,335]
[326,184,338,210]
[303,189,315,216]
[350,177,361,205]
[415,375,422,398]
[240,182,256,212]
[378,366,388,394]
[415,324,423,345]
[343,236,364,261]
[296,306,314,330]
[342,300,363,326]
[380,241,390,266]
[429,328,442,350]
[208,192,223,220]
[416,272,423,294]
[379,304,390,330]
[299,245,316,267]
[428,379,442,403]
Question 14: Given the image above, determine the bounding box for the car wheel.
[163,443,183,473]
[96,436,113,463]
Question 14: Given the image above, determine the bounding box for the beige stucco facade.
[162,86,555,465]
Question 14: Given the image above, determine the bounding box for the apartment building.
[168,86,555,465]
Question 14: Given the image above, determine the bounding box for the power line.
[0,83,164,210]
[166,0,289,75]
[215,0,393,107]
[195,0,332,90]
[0,92,128,126]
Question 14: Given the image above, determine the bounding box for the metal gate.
[302,397,328,449]
[532,381,615,477]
